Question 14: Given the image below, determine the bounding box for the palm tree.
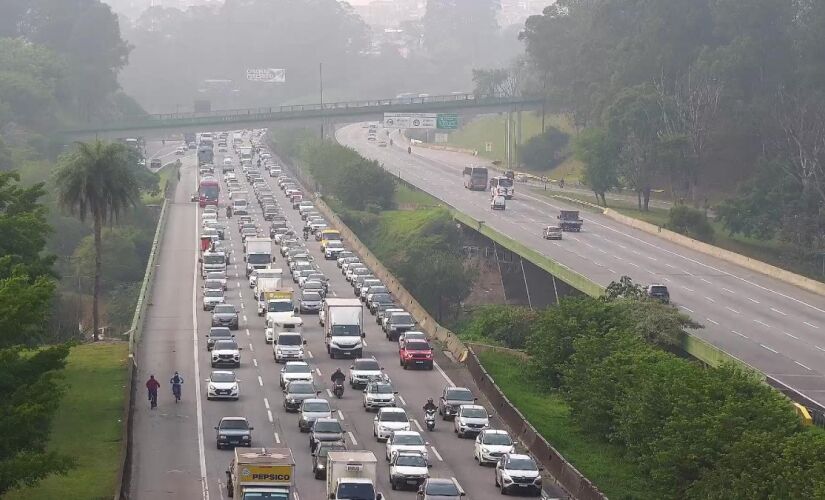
[56,140,139,341]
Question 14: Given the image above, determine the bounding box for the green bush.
[665,205,714,242]
[460,305,536,348]
[520,126,570,171]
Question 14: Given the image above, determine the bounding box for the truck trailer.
[226,447,295,499]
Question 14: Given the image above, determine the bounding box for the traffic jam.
[194,129,547,499]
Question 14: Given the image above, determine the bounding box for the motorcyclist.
[170,371,184,386]
[423,398,437,412]
[303,226,310,240]
[226,205,233,218]
[146,375,161,408]
[407,146,412,154]
[331,368,346,385]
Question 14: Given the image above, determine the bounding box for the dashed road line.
[681,286,695,292]
[770,308,787,316]
[754,319,771,328]
[783,332,799,340]
[338,410,345,420]
[411,419,423,433]
[704,296,715,303]
[747,297,760,304]
[732,330,748,339]
[430,446,443,462]
[326,389,334,398]
[274,432,281,444]
[257,375,263,387]
[315,368,322,377]
[795,361,812,371]
[434,362,456,387]
[253,358,258,367]
[267,410,273,423]
[245,329,250,336]
[264,398,270,409]
[680,306,694,313]
[706,318,719,325]
[607,268,617,274]
[397,395,407,406]
[760,344,778,354]
[722,288,735,294]
[725,307,740,314]
[248,343,254,352]
[803,321,819,329]
[347,431,358,446]
[700,278,712,284]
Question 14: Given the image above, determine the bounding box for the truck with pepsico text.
[225,447,295,499]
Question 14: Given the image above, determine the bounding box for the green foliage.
[603,275,647,301]
[460,305,537,348]
[574,127,619,205]
[519,126,570,171]
[665,205,714,242]
[71,228,150,292]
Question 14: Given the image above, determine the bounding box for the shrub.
[665,205,714,242]
[460,305,537,348]
[520,126,570,171]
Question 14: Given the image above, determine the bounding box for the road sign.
[383,113,437,129]
[436,113,459,130]
[246,68,286,83]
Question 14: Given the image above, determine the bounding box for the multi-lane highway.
[130,131,564,499]
[336,123,825,408]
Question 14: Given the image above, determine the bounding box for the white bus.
[489,175,514,199]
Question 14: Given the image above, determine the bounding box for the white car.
[349,357,387,389]
[202,289,225,310]
[273,332,306,363]
[223,157,232,166]
[491,194,506,210]
[206,370,239,400]
[386,430,428,462]
[362,381,396,411]
[206,271,227,290]
[210,339,240,368]
[298,398,332,432]
[474,429,515,465]
[324,240,345,259]
[454,404,490,438]
[373,407,411,442]
[279,361,313,389]
[388,451,429,491]
[495,453,543,496]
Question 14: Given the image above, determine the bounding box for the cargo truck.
[264,288,303,331]
[245,237,273,277]
[256,277,283,315]
[326,451,383,500]
[226,447,295,499]
[322,299,364,359]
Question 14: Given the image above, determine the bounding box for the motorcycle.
[148,390,158,409]
[172,383,182,403]
[333,380,345,399]
[425,409,436,431]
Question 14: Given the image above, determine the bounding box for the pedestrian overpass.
[61,93,543,140]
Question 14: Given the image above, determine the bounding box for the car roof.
[483,429,509,435]
[302,398,329,405]
[285,361,309,367]
[220,416,247,422]
[458,404,486,411]
[391,430,420,437]
[379,407,407,414]
[505,453,532,461]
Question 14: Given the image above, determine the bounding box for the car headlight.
[533,476,542,484]
[219,434,227,439]
[317,463,325,469]
[208,384,216,392]
[242,435,250,440]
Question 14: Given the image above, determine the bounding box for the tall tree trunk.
[637,191,643,211]
[92,210,102,342]
[642,188,651,211]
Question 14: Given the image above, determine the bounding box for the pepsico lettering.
[251,473,291,481]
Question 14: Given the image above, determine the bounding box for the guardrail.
[466,344,606,500]
[112,164,178,500]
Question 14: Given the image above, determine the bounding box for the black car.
[211,304,239,330]
[312,442,347,479]
[308,418,345,451]
[369,294,395,315]
[646,284,670,304]
[438,386,476,420]
[205,326,234,351]
[214,417,253,449]
[417,478,465,499]
[283,381,319,412]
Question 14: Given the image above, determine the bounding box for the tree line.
[509,0,825,260]
[462,280,825,498]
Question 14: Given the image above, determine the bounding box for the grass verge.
[142,165,174,205]
[394,182,442,209]
[6,342,129,500]
[477,349,655,500]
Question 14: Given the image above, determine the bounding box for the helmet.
[427,398,434,404]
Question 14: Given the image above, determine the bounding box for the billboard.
[246,68,286,83]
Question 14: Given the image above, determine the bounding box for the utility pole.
[319,62,324,140]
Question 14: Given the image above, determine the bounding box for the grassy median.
[477,349,654,500]
[6,342,129,500]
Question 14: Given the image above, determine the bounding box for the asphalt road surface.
[130,132,563,499]
[336,123,825,408]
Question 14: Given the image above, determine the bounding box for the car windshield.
[313,420,342,433]
[213,341,238,350]
[650,286,668,294]
[405,341,430,351]
[210,328,231,338]
[207,273,225,280]
[462,407,487,419]
[396,455,427,467]
[213,305,235,314]
[368,287,388,294]
[336,483,375,499]
[203,255,224,264]
[278,335,302,346]
[354,360,380,371]
[267,302,293,313]
[288,382,315,394]
[326,241,343,248]
[370,383,393,394]
[284,364,310,373]
[204,290,223,297]
[394,434,424,445]
[426,482,460,495]
[484,433,513,446]
[303,402,330,412]
[211,372,235,383]
[302,292,321,301]
[381,411,408,422]
[331,324,360,336]
[205,280,222,288]
[317,445,345,457]
[446,389,474,401]
[248,254,270,264]
[508,457,538,471]
[372,294,393,303]
[403,333,426,342]
[390,314,413,324]
[219,419,248,430]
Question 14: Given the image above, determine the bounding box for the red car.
[399,340,433,370]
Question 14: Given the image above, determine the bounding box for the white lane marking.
[236,281,241,288]
[191,202,210,500]
[747,297,759,304]
[240,303,245,310]
[248,343,254,352]
[338,410,345,420]
[362,340,368,347]
[770,308,787,316]
[803,322,819,329]
[795,361,812,371]
[315,368,322,377]
[326,389,333,398]
[704,296,715,303]
[434,362,455,387]
[274,432,281,444]
[732,330,748,339]
[257,375,263,387]
[245,329,250,336]
[597,248,607,254]
[627,262,640,268]
[294,492,299,500]
[264,398,270,409]
[253,359,258,367]
[706,318,719,325]
[783,331,799,340]
[397,395,407,406]
[726,307,740,314]
[647,256,657,261]
[760,344,778,354]
[347,431,358,446]
[700,278,712,284]
[243,315,248,322]
[722,288,735,294]
[267,410,273,423]
[665,263,675,268]
[412,419,424,433]
[681,286,695,292]
[754,319,771,328]
[306,350,313,359]
[238,292,243,298]
[430,445,443,462]
[680,306,694,313]
[607,268,617,274]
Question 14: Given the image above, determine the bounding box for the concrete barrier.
[466,344,606,500]
[603,208,825,297]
